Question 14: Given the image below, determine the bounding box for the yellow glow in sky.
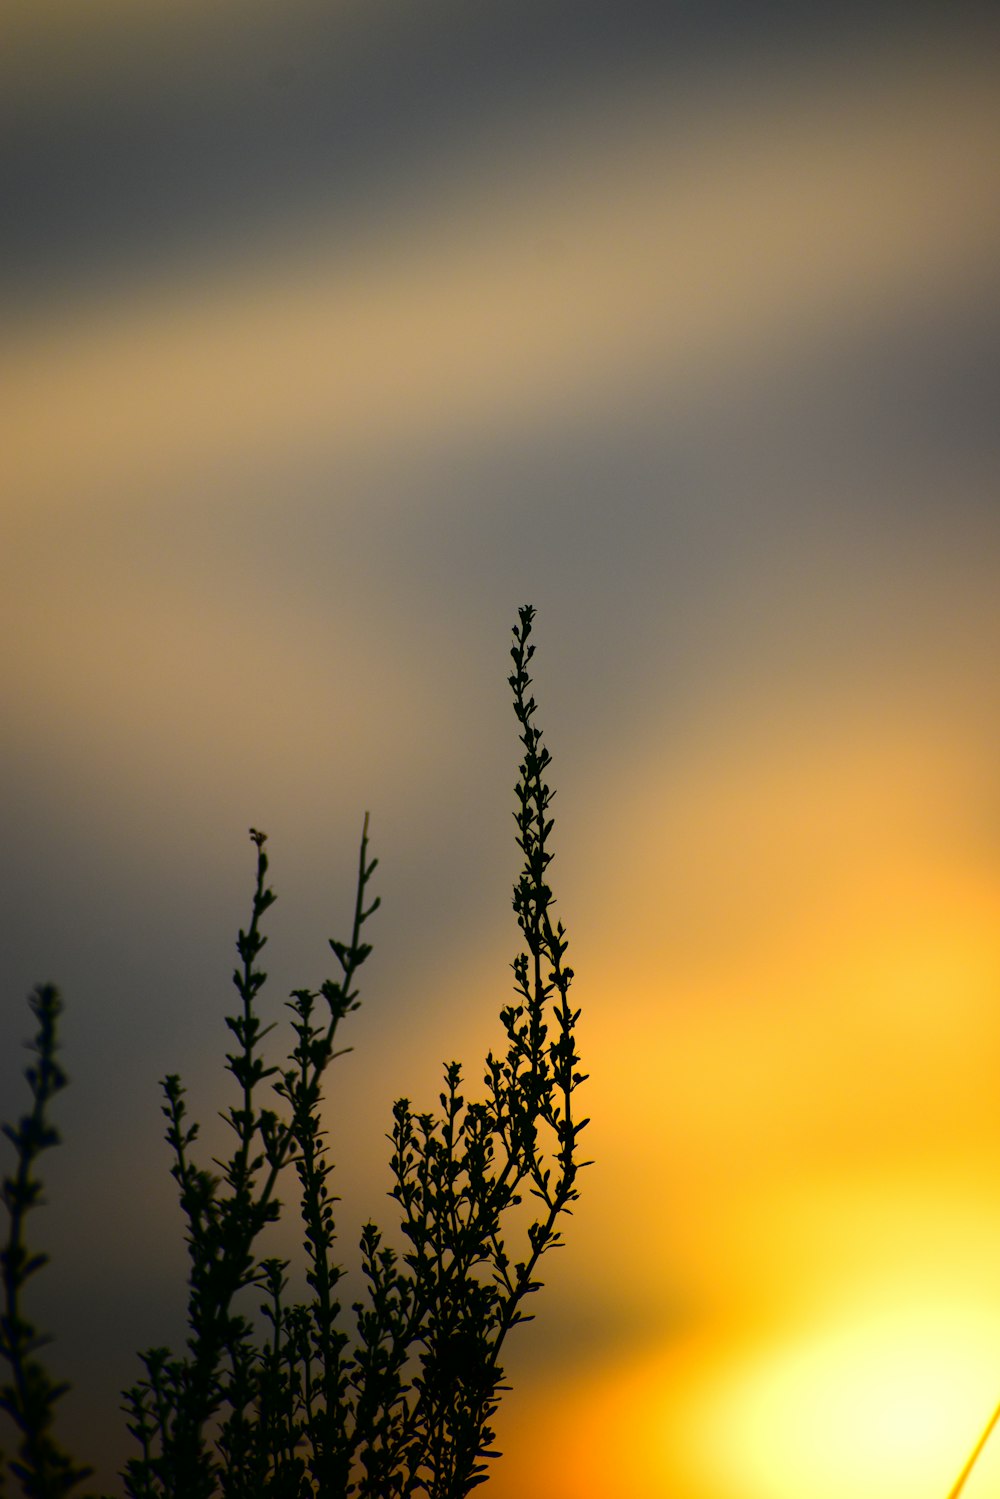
[487,1187,1000,1499]
[655,1294,1000,1499]
[2,12,999,1499]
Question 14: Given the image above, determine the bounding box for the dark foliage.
[1,607,587,1499]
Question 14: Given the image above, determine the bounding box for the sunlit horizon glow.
[486,1172,1000,1499]
[485,1269,1000,1499]
[665,1293,1000,1499]
[2,7,999,1497]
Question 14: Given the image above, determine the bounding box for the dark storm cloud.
[0,0,962,307]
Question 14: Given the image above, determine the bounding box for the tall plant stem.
[947,1397,1000,1499]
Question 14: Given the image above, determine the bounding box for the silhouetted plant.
[1,606,588,1499]
[0,984,96,1499]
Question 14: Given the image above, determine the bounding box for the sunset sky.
[2,4,1000,1496]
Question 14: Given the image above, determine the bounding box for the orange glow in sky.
[2,7,999,1497]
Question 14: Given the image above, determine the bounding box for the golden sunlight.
[505,1269,1000,1499]
[666,1291,1000,1499]
[489,1288,1000,1499]
[529,679,1000,1499]
[3,7,998,1493]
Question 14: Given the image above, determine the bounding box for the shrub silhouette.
[1,605,587,1499]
